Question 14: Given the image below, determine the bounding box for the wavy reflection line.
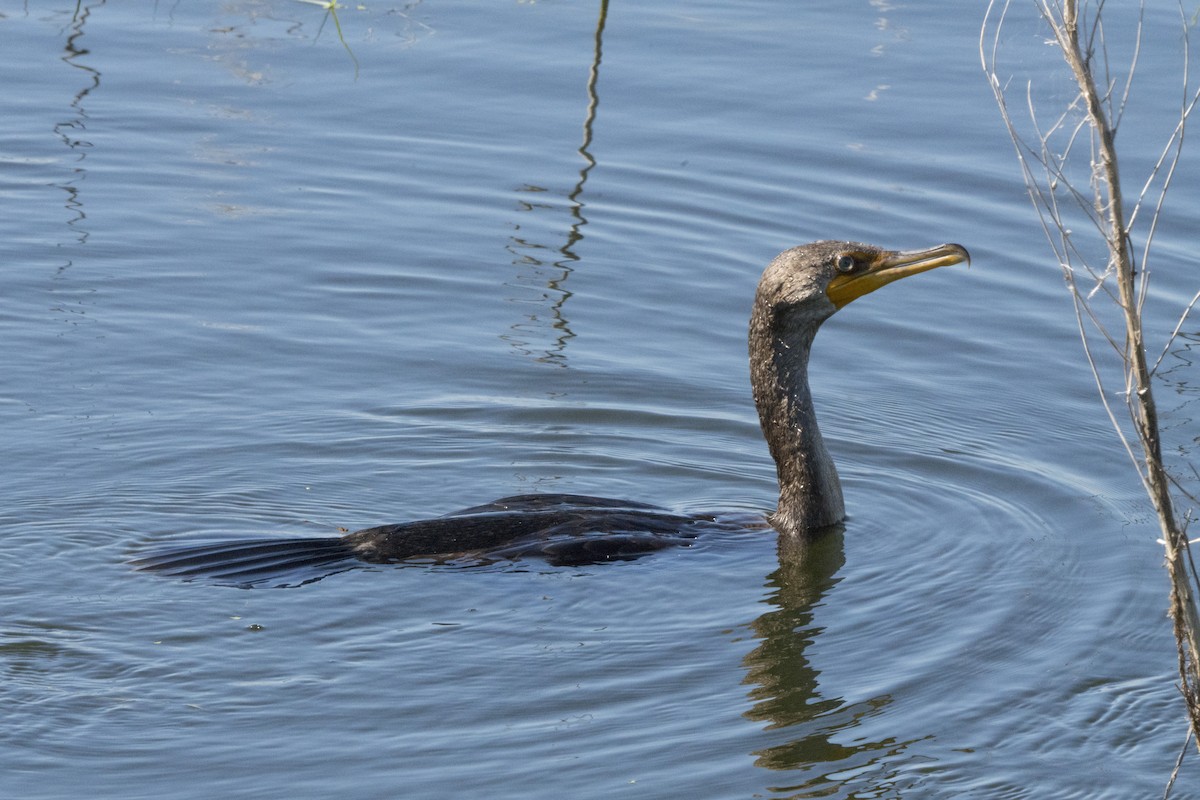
[52,0,103,252]
[744,530,925,796]
[503,0,609,366]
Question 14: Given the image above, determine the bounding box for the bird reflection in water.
[743,530,923,792]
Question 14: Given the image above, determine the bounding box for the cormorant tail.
[131,537,357,586]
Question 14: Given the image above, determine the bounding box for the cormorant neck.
[748,299,845,536]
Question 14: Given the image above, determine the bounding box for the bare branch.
[1152,288,1200,376]
[982,0,1200,760]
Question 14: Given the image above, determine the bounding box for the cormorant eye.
[835,254,856,273]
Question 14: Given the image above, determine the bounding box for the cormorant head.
[756,240,970,332]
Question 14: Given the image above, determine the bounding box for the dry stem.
[982,0,1200,759]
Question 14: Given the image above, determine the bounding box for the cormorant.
[133,240,968,583]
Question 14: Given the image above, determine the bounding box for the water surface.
[2,2,1198,798]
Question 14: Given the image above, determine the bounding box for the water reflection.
[746,530,920,796]
[54,0,102,249]
[503,0,609,365]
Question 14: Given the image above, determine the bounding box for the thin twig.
[1152,288,1200,376]
[1165,726,1191,798]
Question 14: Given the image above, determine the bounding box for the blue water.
[2,1,1198,797]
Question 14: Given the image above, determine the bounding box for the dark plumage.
[133,241,968,585]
